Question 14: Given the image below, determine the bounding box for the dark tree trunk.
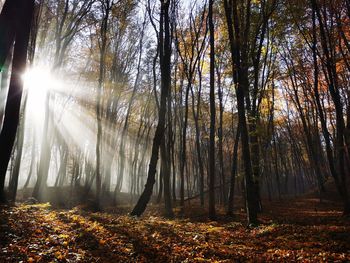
[8,94,27,201]
[164,76,174,217]
[161,137,173,217]
[180,82,190,209]
[208,0,216,220]
[216,63,227,205]
[310,2,350,214]
[130,0,172,217]
[224,0,258,225]
[227,124,240,216]
[0,0,35,203]
[0,0,22,68]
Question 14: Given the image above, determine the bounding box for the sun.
[23,66,54,94]
[22,67,58,123]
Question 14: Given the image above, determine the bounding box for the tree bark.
[224,0,258,225]
[227,124,240,216]
[0,0,35,203]
[130,0,172,217]
[208,0,216,220]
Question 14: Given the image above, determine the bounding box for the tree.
[130,0,173,217]
[175,1,208,209]
[208,0,216,220]
[224,0,258,226]
[0,0,35,203]
[95,0,114,208]
[8,0,41,202]
[310,0,350,215]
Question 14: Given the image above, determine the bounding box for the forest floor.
[0,190,349,262]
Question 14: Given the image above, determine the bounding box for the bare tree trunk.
[23,133,36,189]
[208,0,216,220]
[0,0,35,203]
[95,0,112,209]
[8,94,27,201]
[130,0,172,217]
[32,92,52,200]
[180,83,190,209]
[224,0,258,225]
[310,2,350,214]
[227,124,240,216]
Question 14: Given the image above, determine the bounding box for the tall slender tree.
[208,0,216,220]
[224,0,258,225]
[131,0,173,217]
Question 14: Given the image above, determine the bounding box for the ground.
[0,194,349,262]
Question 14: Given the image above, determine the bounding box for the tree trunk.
[224,0,258,225]
[95,0,111,209]
[130,0,171,217]
[208,0,216,220]
[0,0,35,203]
[227,124,240,216]
[8,93,28,201]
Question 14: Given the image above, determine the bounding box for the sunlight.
[23,67,53,98]
[23,67,59,123]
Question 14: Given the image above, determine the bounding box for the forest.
[0,0,349,262]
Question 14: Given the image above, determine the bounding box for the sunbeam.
[23,67,61,123]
